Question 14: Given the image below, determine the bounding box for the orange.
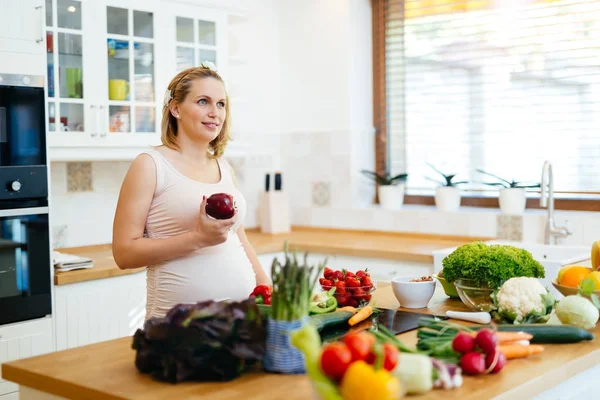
[557,265,574,283]
[559,266,592,288]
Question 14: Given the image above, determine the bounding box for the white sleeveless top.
[142,150,256,319]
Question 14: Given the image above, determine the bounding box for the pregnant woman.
[112,62,270,319]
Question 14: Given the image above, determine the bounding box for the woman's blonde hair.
[161,66,231,157]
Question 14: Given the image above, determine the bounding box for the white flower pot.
[435,186,461,212]
[378,184,405,210]
[499,188,526,215]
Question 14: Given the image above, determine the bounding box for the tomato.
[345,277,361,288]
[343,332,376,362]
[324,267,334,280]
[382,343,399,371]
[334,281,347,294]
[366,343,399,372]
[320,343,352,380]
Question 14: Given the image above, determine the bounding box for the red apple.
[206,193,235,219]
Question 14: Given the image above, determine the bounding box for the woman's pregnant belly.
[145,234,256,319]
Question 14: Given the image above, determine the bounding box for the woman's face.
[173,77,227,143]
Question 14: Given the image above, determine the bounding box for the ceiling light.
[67,5,76,12]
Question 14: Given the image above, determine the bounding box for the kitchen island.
[3,284,600,400]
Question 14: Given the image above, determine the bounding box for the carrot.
[496,331,533,344]
[336,306,358,315]
[498,344,544,360]
[468,331,533,344]
[349,306,373,326]
[349,319,374,333]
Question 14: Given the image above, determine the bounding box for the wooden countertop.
[53,227,490,285]
[3,284,599,400]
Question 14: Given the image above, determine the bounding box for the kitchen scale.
[319,308,447,343]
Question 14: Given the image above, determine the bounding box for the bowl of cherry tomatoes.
[319,267,376,307]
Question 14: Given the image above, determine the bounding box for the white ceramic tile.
[310,207,333,228]
[329,182,353,209]
[92,161,129,192]
[291,207,312,226]
[288,134,311,157]
[330,155,351,184]
[522,214,546,243]
[49,162,67,196]
[329,131,351,156]
[392,208,422,233]
[331,208,374,230]
[583,215,600,245]
[371,209,396,232]
[552,213,585,245]
[467,213,497,237]
[49,194,70,228]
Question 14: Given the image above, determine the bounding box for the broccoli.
[441,242,545,289]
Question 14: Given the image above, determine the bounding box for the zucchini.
[309,311,354,332]
[475,324,594,344]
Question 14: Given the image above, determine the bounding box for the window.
[375,0,600,207]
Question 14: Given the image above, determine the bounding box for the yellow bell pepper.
[340,360,402,400]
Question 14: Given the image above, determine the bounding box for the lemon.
[588,271,600,290]
[592,240,600,270]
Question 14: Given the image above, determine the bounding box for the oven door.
[0,207,51,325]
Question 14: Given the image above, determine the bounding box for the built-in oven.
[0,73,51,325]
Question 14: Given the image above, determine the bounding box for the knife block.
[258,191,291,234]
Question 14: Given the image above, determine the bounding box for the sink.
[432,240,591,298]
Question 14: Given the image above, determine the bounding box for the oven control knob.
[22,76,31,85]
[8,181,21,192]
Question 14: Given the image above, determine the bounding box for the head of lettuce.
[441,242,545,289]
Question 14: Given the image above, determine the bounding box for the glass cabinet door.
[45,0,85,135]
[106,6,156,135]
[175,17,218,72]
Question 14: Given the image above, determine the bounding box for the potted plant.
[360,170,408,210]
[476,169,540,215]
[426,164,468,212]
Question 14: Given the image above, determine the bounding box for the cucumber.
[309,311,354,332]
[475,324,594,344]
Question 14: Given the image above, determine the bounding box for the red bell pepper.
[249,284,272,305]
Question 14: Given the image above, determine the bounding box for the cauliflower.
[492,277,556,324]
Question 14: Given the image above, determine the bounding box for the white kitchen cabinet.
[53,271,146,351]
[0,317,54,397]
[0,0,45,55]
[43,0,246,162]
[0,0,45,75]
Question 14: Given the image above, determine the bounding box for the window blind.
[385,0,600,196]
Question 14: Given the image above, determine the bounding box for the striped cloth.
[263,318,307,374]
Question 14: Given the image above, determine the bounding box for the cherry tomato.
[343,332,376,362]
[320,343,352,380]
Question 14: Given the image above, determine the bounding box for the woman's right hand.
[195,195,237,247]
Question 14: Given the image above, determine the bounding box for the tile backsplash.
[66,162,93,192]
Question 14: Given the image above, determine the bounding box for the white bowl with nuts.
[391,276,436,309]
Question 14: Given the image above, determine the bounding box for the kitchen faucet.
[540,161,570,245]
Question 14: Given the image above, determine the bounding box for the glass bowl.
[320,283,377,308]
[433,274,460,298]
[454,278,497,312]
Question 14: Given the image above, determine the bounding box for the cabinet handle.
[90,105,98,137]
[99,106,107,137]
[35,5,44,43]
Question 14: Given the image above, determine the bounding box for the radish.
[460,352,486,375]
[476,328,498,353]
[452,332,476,354]
[485,350,507,374]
